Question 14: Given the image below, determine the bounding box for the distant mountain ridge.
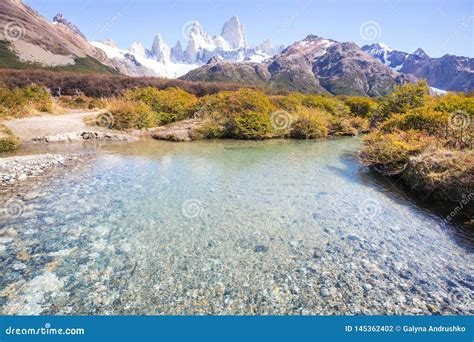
[362,43,474,92]
[0,0,472,94]
[182,35,416,96]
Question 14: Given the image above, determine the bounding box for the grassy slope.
[0,40,118,75]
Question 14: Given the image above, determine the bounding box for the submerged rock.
[254,245,269,253]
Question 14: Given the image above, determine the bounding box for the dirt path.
[3,110,98,141]
[3,110,135,143]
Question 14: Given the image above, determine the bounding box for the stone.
[254,245,269,253]
[320,288,331,298]
[23,191,41,201]
[12,262,27,270]
[347,234,362,241]
[363,283,373,291]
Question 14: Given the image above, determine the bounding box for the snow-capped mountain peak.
[361,42,408,69]
[221,16,246,49]
[213,35,231,50]
[91,16,281,78]
[283,35,336,59]
[376,42,393,52]
[103,39,118,49]
[130,41,146,57]
[152,33,171,64]
[186,22,215,51]
[413,48,429,59]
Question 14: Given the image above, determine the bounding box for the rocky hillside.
[182,35,415,96]
[362,43,474,92]
[0,0,117,73]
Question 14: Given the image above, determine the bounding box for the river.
[0,137,472,315]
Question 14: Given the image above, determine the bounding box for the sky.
[25,0,473,57]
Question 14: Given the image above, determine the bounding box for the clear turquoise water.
[0,138,472,315]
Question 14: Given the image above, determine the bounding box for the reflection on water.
[0,138,473,315]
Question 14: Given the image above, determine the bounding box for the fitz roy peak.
[91,16,282,78]
[221,16,247,49]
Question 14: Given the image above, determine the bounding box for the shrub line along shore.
[0,80,472,224]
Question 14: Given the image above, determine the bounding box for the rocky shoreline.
[0,153,95,197]
[0,154,76,186]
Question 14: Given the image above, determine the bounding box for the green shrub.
[195,89,275,139]
[432,93,474,115]
[343,96,378,117]
[0,84,52,118]
[231,110,273,139]
[290,107,329,139]
[380,108,448,135]
[274,93,349,116]
[375,81,429,122]
[360,129,435,174]
[88,98,106,110]
[58,96,88,109]
[272,93,305,112]
[331,116,369,136]
[125,86,197,125]
[107,99,156,130]
[0,125,19,152]
[301,95,349,116]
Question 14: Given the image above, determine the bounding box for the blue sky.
[25,0,473,57]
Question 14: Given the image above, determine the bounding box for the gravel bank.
[0,153,79,187]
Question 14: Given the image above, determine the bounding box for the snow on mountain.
[152,34,171,64]
[91,16,282,78]
[221,16,246,49]
[186,22,215,52]
[413,48,429,59]
[130,41,146,58]
[362,43,397,66]
[213,36,232,51]
[170,41,184,63]
[430,86,448,95]
[91,41,197,78]
[363,43,474,92]
[287,36,336,58]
